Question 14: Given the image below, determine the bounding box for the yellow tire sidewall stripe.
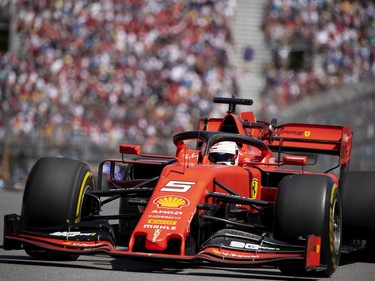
[329,183,339,268]
[75,171,92,223]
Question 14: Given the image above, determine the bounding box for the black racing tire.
[22,157,94,260]
[274,174,342,277]
[340,171,375,242]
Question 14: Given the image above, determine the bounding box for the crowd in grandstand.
[1,0,374,188]
[261,0,374,114]
[0,0,237,155]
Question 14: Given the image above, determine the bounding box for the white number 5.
[160,181,196,192]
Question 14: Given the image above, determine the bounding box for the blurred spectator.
[0,0,237,154]
[0,176,4,191]
[261,0,375,114]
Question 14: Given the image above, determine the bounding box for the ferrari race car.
[3,97,375,277]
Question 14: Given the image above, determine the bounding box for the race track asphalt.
[1,190,374,281]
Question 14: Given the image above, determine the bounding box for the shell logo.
[153,196,189,209]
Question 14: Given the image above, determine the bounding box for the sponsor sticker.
[151,210,183,215]
[230,241,279,251]
[147,219,177,225]
[50,231,96,237]
[153,196,189,209]
[143,224,177,230]
[148,214,181,220]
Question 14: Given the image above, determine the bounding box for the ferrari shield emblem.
[250,179,258,199]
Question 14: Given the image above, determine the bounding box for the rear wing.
[261,123,352,167]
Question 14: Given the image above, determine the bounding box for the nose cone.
[144,228,183,252]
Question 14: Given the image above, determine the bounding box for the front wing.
[3,214,323,271]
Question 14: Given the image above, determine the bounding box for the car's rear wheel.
[22,157,94,260]
[340,171,375,245]
[274,174,342,277]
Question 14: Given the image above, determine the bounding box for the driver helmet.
[209,141,238,165]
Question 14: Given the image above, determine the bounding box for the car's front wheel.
[274,174,342,277]
[22,157,94,260]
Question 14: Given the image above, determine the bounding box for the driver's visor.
[209,152,236,163]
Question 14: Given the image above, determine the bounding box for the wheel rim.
[332,198,342,255]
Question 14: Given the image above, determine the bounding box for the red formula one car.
[3,97,375,277]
